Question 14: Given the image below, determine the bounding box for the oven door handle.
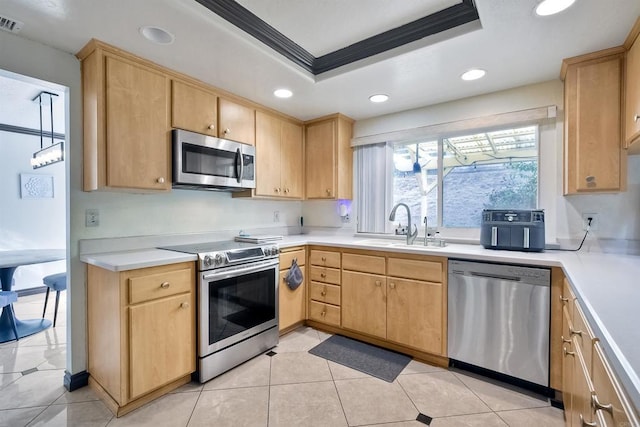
[202,259,278,281]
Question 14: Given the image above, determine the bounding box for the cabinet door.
[342,271,386,339]
[255,111,282,196]
[387,277,443,355]
[218,98,255,145]
[280,120,303,198]
[279,266,306,331]
[626,35,640,148]
[171,80,217,136]
[564,56,622,193]
[305,120,336,199]
[105,56,170,190]
[129,293,195,399]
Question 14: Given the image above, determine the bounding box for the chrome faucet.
[389,203,418,245]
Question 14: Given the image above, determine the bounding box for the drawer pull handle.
[579,414,596,427]
[180,302,190,309]
[160,282,170,289]
[592,395,613,414]
[563,347,575,357]
[560,296,569,303]
[570,327,583,337]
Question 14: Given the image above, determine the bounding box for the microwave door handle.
[235,148,243,184]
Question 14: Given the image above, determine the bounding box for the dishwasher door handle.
[468,271,522,282]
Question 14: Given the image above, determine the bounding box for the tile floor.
[0,294,566,426]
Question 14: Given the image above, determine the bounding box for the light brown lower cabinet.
[340,251,447,357]
[278,247,306,332]
[560,284,639,426]
[87,262,196,417]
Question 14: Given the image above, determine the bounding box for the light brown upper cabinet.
[305,114,354,200]
[171,80,218,137]
[171,82,255,145]
[561,47,626,194]
[254,111,303,199]
[218,98,255,145]
[625,18,640,153]
[78,40,171,192]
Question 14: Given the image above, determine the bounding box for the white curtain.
[355,143,392,233]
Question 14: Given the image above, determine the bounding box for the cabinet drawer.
[309,282,341,306]
[573,301,596,373]
[309,301,340,326]
[129,268,193,304]
[309,250,341,268]
[592,342,637,427]
[310,266,341,285]
[342,253,385,275]
[387,257,442,282]
[280,248,306,269]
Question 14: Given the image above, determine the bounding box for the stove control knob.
[214,253,224,266]
[203,255,213,267]
[273,246,279,255]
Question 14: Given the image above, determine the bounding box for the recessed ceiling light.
[274,89,293,98]
[369,94,389,103]
[139,26,175,45]
[461,69,486,81]
[535,0,576,16]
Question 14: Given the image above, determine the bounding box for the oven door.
[199,258,278,357]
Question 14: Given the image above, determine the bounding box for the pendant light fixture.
[31,91,63,169]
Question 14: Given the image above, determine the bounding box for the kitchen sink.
[356,239,447,248]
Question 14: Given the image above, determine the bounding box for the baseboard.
[64,370,89,392]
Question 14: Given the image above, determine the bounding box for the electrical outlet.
[273,210,280,223]
[582,213,598,231]
[85,209,100,227]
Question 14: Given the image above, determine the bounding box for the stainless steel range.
[160,241,279,383]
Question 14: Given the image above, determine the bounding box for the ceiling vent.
[0,15,24,34]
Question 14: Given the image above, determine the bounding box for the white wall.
[0,131,66,289]
[354,80,640,242]
[0,31,302,376]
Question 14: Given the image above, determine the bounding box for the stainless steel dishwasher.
[448,260,550,387]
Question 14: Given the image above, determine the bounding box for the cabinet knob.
[375,280,381,287]
[157,177,165,184]
[321,290,327,296]
[274,187,280,193]
[321,257,326,262]
[208,124,215,130]
[591,394,613,415]
[326,189,331,195]
[160,282,170,289]
[224,128,231,134]
[320,273,326,278]
[284,188,290,194]
[579,414,597,427]
[585,176,595,183]
[634,114,639,123]
[563,347,575,357]
[320,310,326,317]
[180,302,190,309]
[389,282,396,289]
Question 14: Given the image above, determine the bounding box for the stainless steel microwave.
[172,129,256,191]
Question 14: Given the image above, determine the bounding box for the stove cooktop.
[159,241,260,254]
[159,240,279,270]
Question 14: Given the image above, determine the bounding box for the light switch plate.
[86,209,100,227]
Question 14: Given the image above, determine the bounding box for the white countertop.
[80,234,640,414]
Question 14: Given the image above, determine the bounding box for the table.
[0,249,65,342]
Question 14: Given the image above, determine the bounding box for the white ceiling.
[1,0,639,122]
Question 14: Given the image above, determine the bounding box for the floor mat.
[308,335,411,382]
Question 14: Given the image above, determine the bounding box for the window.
[357,125,538,234]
